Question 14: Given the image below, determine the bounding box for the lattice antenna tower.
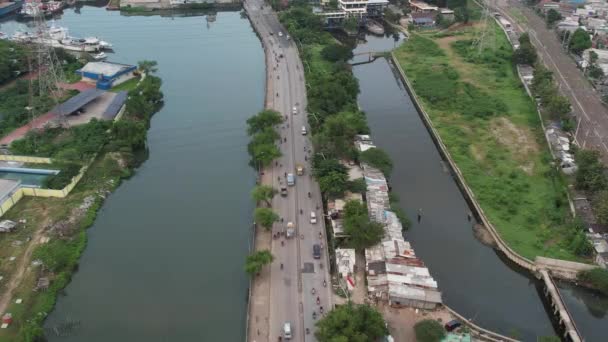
[31,8,66,125]
[474,0,490,54]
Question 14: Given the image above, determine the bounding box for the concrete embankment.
[243,3,273,342]
[389,51,589,342]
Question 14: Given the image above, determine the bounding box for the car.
[313,244,321,259]
[278,31,283,37]
[292,106,297,114]
[283,322,292,339]
[287,173,295,186]
[444,320,461,332]
[301,126,307,135]
[310,211,317,224]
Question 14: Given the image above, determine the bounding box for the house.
[440,8,454,21]
[556,18,581,33]
[411,12,436,27]
[76,61,137,90]
[409,0,438,13]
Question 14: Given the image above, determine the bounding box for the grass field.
[394,21,584,261]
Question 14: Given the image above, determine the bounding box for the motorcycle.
[316,296,320,305]
[320,263,323,269]
[281,241,284,246]
[308,192,311,198]
[320,306,324,314]
[306,328,310,335]
[323,280,327,287]
[280,263,283,270]
[300,209,303,215]
[312,311,317,320]
[311,288,316,295]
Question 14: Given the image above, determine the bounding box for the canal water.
[352,33,608,341]
[2,6,263,341]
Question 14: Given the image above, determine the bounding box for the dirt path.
[0,228,46,315]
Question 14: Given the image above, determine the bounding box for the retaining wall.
[389,53,537,272]
[444,305,520,342]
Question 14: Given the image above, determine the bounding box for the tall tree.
[246,109,283,135]
[360,148,394,177]
[575,149,606,192]
[343,200,385,250]
[546,9,562,27]
[251,185,277,207]
[318,170,349,199]
[244,250,274,276]
[315,303,387,342]
[254,207,279,230]
[454,7,470,24]
[569,28,592,55]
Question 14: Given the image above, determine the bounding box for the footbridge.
[539,269,583,342]
[350,51,391,66]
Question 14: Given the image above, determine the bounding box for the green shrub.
[578,268,608,295]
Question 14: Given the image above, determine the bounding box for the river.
[2,6,263,341]
[352,33,608,341]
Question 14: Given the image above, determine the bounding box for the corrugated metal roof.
[102,91,128,120]
[53,88,105,116]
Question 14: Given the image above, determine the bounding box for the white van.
[301,126,307,135]
[310,211,317,224]
[283,322,292,339]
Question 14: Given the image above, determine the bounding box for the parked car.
[444,320,461,332]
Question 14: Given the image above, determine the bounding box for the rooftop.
[78,61,135,77]
[52,88,106,116]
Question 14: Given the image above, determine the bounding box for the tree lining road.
[494,0,608,163]
[245,1,333,341]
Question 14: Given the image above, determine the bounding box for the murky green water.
[2,6,263,341]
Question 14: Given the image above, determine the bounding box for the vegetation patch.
[395,22,585,260]
[0,62,163,341]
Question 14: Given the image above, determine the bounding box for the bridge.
[539,269,583,342]
[350,51,391,66]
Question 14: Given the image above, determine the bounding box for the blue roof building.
[76,61,137,90]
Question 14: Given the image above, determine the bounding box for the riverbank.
[393,22,586,263]
[0,72,163,341]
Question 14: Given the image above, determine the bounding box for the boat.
[91,52,106,60]
[0,1,23,18]
[365,19,385,36]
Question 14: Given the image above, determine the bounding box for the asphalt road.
[494,0,608,163]
[245,1,333,341]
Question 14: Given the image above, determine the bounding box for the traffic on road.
[245,0,332,340]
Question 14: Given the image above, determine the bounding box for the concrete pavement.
[245,1,333,341]
[494,0,608,163]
